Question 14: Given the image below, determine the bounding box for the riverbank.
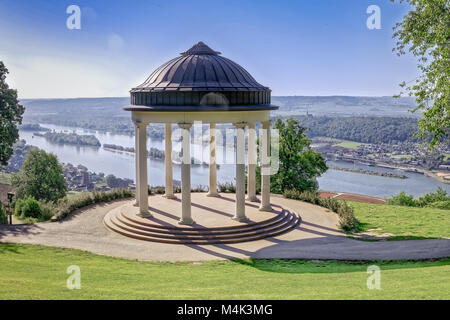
[328,165,407,179]
[424,170,450,184]
[377,163,450,185]
[331,158,450,185]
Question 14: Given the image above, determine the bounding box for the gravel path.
[0,196,449,262]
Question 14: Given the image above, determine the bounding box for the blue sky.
[0,0,418,98]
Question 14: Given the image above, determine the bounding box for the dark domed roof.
[128,42,278,111]
[131,42,268,92]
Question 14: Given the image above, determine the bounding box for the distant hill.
[20,96,418,121]
[20,97,130,120]
[271,96,418,118]
[294,116,419,144]
[18,96,420,141]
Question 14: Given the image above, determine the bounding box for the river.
[19,124,450,199]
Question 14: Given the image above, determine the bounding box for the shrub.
[14,198,26,217]
[40,201,58,221]
[218,182,236,193]
[387,188,450,209]
[387,192,417,207]
[54,188,133,221]
[416,187,449,207]
[283,189,358,232]
[15,197,42,219]
[0,205,8,224]
[337,201,358,232]
[218,183,228,193]
[149,187,165,195]
[318,196,342,213]
[191,185,207,193]
[148,185,209,195]
[284,189,321,205]
[425,200,450,210]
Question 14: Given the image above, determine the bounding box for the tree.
[262,119,328,194]
[392,0,449,147]
[0,61,25,165]
[12,149,67,202]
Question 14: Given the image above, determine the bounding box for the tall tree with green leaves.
[12,149,67,202]
[262,118,328,194]
[0,61,25,165]
[392,0,449,147]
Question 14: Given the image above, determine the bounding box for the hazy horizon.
[18,95,416,101]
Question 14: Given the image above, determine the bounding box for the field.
[0,244,449,300]
[351,201,450,240]
[334,141,363,150]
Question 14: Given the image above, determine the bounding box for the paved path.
[0,195,449,262]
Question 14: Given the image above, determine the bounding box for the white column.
[133,123,140,207]
[136,122,151,217]
[164,123,176,199]
[247,122,258,202]
[207,123,218,197]
[259,120,272,212]
[178,122,194,225]
[233,122,248,222]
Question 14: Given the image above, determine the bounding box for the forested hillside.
[293,116,419,144]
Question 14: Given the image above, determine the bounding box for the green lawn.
[334,141,363,150]
[0,244,449,299]
[351,201,450,240]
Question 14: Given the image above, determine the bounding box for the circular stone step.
[103,194,301,245]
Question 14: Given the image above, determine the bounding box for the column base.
[163,194,177,200]
[232,216,249,223]
[259,205,272,212]
[137,211,153,218]
[206,192,219,197]
[178,218,195,226]
[246,196,259,202]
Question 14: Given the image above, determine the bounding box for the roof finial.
[181,42,221,56]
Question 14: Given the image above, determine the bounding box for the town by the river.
[19,124,450,199]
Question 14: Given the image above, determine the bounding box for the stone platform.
[104,193,300,244]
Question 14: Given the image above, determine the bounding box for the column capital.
[261,120,272,127]
[133,120,148,128]
[178,122,193,130]
[233,121,248,129]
